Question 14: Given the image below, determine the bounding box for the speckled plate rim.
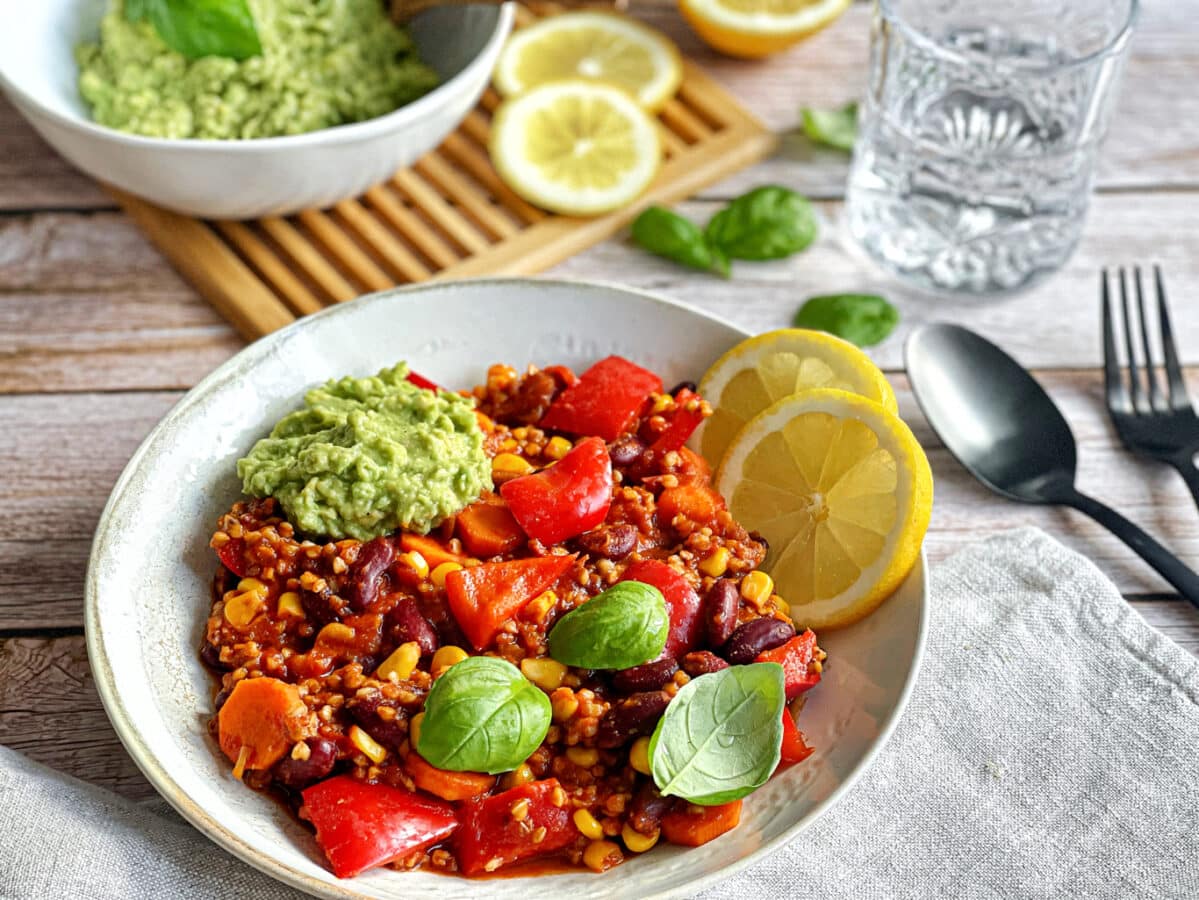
[85,277,929,900]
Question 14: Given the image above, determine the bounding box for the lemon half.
[679,0,853,59]
[495,11,683,111]
[716,389,932,629]
[694,328,897,468]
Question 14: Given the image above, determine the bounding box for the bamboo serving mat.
[108,3,778,341]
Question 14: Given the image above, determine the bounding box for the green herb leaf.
[649,663,785,805]
[127,0,262,61]
[631,207,729,277]
[800,102,859,152]
[705,186,818,261]
[415,656,551,774]
[793,293,899,347]
[547,581,669,669]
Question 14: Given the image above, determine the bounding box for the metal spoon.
[906,322,1199,607]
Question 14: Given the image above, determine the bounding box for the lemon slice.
[494,11,683,111]
[716,389,932,629]
[490,80,661,217]
[694,329,897,468]
[678,0,853,59]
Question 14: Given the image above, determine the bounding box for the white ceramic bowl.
[0,0,513,219]
[86,279,928,899]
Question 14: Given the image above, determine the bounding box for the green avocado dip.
[238,363,491,541]
[75,0,439,139]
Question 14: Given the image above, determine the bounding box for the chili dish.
[202,356,825,880]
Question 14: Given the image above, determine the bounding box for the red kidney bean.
[595,690,670,748]
[200,642,227,671]
[667,380,698,396]
[612,658,678,693]
[724,617,795,665]
[386,596,439,657]
[681,650,730,677]
[608,436,647,468]
[704,579,741,649]
[575,523,637,560]
[628,783,673,835]
[212,688,231,711]
[346,537,393,612]
[272,737,337,790]
[346,691,413,750]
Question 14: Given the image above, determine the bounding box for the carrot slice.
[661,800,742,846]
[400,534,466,570]
[218,676,309,771]
[658,482,725,528]
[405,751,496,801]
[457,499,526,558]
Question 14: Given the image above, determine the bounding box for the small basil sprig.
[126,0,262,61]
[649,663,785,805]
[801,102,859,152]
[547,581,668,669]
[794,293,899,347]
[632,207,729,277]
[415,656,550,774]
[704,186,818,261]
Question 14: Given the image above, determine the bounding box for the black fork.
[1102,265,1199,511]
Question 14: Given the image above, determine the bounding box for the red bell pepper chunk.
[216,538,249,578]
[755,630,821,699]
[539,356,663,441]
[446,555,577,650]
[619,559,703,659]
[405,370,441,392]
[499,437,613,546]
[301,775,458,878]
[649,388,706,456]
[455,779,578,876]
[779,708,814,765]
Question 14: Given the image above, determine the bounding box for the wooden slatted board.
[107,3,778,341]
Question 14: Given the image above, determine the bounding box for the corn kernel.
[236,577,268,596]
[349,725,387,764]
[431,645,469,677]
[224,589,264,627]
[629,737,652,775]
[276,591,305,619]
[573,809,604,841]
[410,712,424,749]
[521,657,566,692]
[492,453,534,476]
[699,547,731,578]
[740,570,774,607]
[398,551,429,580]
[621,824,659,853]
[651,393,673,414]
[510,798,531,821]
[582,839,623,872]
[501,763,534,789]
[551,690,579,722]
[524,590,557,623]
[566,746,598,768]
[430,561,463,588]
[377,642,421,682]
[545,436,572,460]
[316,622,355,644]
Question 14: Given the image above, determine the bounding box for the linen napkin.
[1,528,1196,899]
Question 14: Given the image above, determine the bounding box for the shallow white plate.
[86,279,928,899]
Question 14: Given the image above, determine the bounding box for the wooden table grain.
[2,1,1197,801]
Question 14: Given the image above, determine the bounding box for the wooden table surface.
[3,2,1198,801]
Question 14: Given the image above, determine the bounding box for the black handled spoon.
[906,322,1199,606]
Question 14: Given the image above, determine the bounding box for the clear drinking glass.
[845,0,1138,294]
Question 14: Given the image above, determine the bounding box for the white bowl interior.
[0,0,501,129]
[87,280,927,900]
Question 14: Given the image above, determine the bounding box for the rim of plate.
[84,277,929,899]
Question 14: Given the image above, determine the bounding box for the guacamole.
[75,0,439,139]
[238,363,491,541]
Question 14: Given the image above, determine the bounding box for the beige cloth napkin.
[1,528,1196,898]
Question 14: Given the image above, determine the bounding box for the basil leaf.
[631,207,729,277]
[415,656,550,774]
[649,663,785,805]
[129,0,262,61]
[794,293,899,347]
[547,581,668,669]
[704,187,818,261]
[801,102,859,152]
